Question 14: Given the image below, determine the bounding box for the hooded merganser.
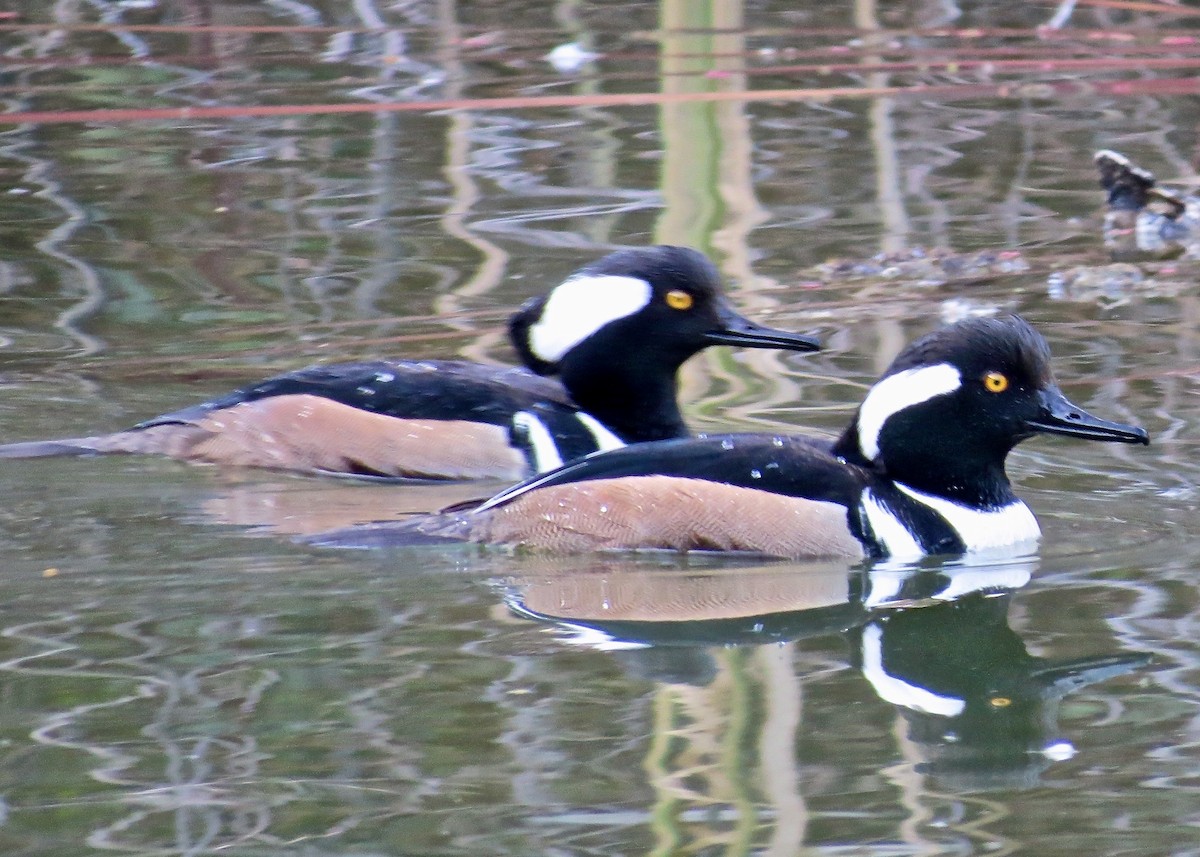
[0,246,819,480]
[1095,149,1200,259]
[322,315,1148,557]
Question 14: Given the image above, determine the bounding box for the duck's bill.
[1028,387,1150,445]
[706,306,821,352]
[1029,652,1152,698]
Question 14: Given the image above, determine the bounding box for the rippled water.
[2,1,1200,854]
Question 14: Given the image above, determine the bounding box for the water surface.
[1,1,1200,854]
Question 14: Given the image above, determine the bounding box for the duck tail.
[304,511,477,550]
[0,437,110,458]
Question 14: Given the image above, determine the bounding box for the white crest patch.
[573,412,626,453]
[861,624,966,717]
[512,411,564,474]
[529,274,653,364]
[894,483,1041,554]
[857,363,962,461]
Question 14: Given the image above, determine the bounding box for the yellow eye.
[990,696,1012,708]
[665,290,693,311]
[983,372,1009,393]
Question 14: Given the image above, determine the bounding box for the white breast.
[860,484,1041,559]
[895,483,1041,553]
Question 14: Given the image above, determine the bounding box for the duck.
[0,246,820,480]
[1095,148,1200,259]
[316,315,1148,558]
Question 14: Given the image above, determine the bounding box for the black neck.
[834,418,1018,509]
[559,360,689,443]
[832,421,870,468]
[894,456,1017,508]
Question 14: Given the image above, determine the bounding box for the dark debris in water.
[811,247,1031,286]
[1047,260,1200,305]
[801,239,1198,311]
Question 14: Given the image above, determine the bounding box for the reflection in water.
[851,594,1146,792]
[1,137,106,356]
[854,0,910,255]
[197,475,497,534]
[2,1,1199,854]
[505,555,1148,815]
[506,558,863,648]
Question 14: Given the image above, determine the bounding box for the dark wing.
[477,433,863,511]
[135,360,574,429]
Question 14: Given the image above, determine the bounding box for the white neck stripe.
[857,363,962,461]
[529,274,652,364]
[894,482,1040,553]
[861,490,925,560]
[573,412,626,453]
[512,411,563,473]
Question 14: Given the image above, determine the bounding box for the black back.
[136,360,573,430]
[481,433,859,507]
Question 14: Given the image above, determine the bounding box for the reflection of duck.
[505,557,1148,791]
[0,246,818,480]
[504,557,864,650]
[1095,149,1200,259]
[502,555,1031,649]
[851,593,1147,791]
[198,477,500,535]
[323,315,1147,558]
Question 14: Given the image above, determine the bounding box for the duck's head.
[834,315,1148,503]
[508,245,820,379]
